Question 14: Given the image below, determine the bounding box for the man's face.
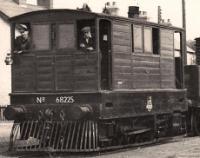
[19,29,28,39]
[84,31,92,38]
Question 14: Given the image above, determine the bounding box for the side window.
[132,25,160,55]
[152,28,160,55]
[57,24,75,49]
[14,23,31,53]
[77,20,95,51]
[32,24,50,50]
[144,27,152,53]
[132,25,143,53]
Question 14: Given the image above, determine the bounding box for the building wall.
[0,18,11,105]
[187,53,196,65]
[175,50,196,65]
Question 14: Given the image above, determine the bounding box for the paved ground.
[1,122,200,158]
[98,137,200,158]
[0,122,13,152]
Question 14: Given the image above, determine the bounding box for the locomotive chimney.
[128,6,139,18]
[195,37,200,65]
[37,0,53,9]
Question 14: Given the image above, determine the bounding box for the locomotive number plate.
[35,96,75,104]
[55,96,75,104]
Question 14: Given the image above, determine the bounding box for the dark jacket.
[79,37,94,50]
[14,36,30,51]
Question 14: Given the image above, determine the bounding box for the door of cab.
[99,20,112,90]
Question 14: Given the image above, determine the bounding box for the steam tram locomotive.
[4,8,198,153]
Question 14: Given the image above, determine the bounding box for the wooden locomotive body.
[5,9,188,152]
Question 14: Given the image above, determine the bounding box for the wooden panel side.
[160,29,174,57]
[73,52,98,91]
[132,55,161,89]
[55,55,73,90]
[36,56,54,91]
[112,22,132,89]
[12,55,35,92]
[160,57,175,88]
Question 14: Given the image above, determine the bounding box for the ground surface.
[1,122,200,158]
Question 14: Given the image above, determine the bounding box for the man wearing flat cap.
[79,26,94,51]
[14,24,30,53]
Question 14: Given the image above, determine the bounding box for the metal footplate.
[9,120,99,152]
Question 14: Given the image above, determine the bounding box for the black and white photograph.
[0,0,200,157]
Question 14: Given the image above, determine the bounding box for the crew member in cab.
[14,24,30,54]
[79,26,94,51]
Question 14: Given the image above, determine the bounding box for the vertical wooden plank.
[95,122,98,148]
[75,121,81,149]
[65,121,72,149]
[70,122,77,149]
[80,121,86,150]
[36,56,54,91]
[61,121,68,149]
[84,121,89,149]
[88,121,92,150]
[92,121,96,149]
[48,121,56,147]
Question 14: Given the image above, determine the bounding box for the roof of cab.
[9,9,96,21]
[9,9,184,31]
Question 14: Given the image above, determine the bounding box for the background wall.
[0,18,11,105]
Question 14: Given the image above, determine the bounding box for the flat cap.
[16,24,28,31]
[81,26,91,32]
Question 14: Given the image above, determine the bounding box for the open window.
[174,32,183,89]
[14,23,31,53]
[77,20,95,51]
[152,28,160,54]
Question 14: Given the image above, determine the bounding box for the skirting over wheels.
[9,119,156,153]
[9,120,99,152]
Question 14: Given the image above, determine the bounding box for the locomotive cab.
[4,9,189,153]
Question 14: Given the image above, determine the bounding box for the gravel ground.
[0,121,17,158]
[0,121,13,152]
[0,122,200,158]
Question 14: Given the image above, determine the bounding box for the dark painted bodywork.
[10,89,187,120]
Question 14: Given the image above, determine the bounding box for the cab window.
[132,25,143,53]
[77,20,95,51]
[14,23,31,53]
[57,24,75,49]
[32,24,50,50]
[144,27,152,53]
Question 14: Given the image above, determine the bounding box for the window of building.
[132,25,143,53]
[57,24,75,49]
[32,24,50,50]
